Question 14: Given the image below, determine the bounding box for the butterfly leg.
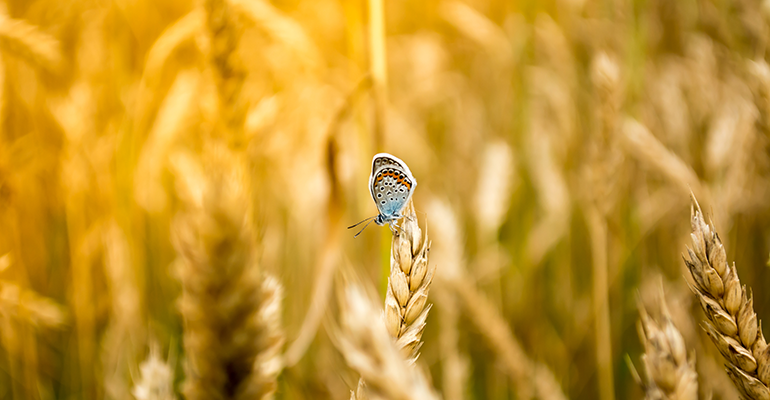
[389,223,398,234]
[389,222,406,236]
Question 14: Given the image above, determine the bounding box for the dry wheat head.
[384,201,436,364]
[684,198,770,399]
[638,290,698,400]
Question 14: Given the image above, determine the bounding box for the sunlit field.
[2,0,770,399]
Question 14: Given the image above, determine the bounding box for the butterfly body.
[349,153,417,236]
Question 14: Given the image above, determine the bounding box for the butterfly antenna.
[353,218,376,238]
[347,216,376,229]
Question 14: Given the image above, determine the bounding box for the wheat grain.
[638,287,698,400]
[684,197,770,400]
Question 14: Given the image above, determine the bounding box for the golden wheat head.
[684,197,770,399]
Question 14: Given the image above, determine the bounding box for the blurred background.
[1,0,770,398]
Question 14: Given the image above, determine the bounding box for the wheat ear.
[173,148,283,400]
[384,200,436,364]
[638,289,698,400]
[684,197,770,399]
[338,285,439,400]
[132,347,176,400]
[203,0,246,134]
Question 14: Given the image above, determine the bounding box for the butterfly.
[348,153,417,237]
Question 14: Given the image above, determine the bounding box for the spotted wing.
[371,153,415,180]
[370,166,416,219]
[371,154,402,175]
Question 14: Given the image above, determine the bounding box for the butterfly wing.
[369,153,417,220]
[371,153,415,177]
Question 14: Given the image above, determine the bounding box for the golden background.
[1,0,769,398]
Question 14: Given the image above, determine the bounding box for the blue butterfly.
[348,153,417,237]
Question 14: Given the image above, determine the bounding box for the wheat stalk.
[448,276,568,400]
[621,118,706,200]
[347,200,437,399]
[135,9,204,136]
[428,198,568,400]
[383,200,436,364]
[337,285,439,400]
[638,288,698,400]
[368,0,387,147]
[684,197,770,399]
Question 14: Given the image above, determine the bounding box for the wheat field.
[1,0,770,399]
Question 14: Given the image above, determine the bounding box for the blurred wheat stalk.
[132,347,177,400]
[637,287,698,400]
[172,145,284,400]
